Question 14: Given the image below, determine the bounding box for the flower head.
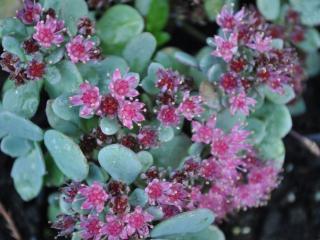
[96,94,119,118]
[156,68,181,93]
[80,215,103,240]
[66,35,95,63]
[229,92,256,115]
[79,181,108,213]
[145,179,169,205]
[52,214,77,237]
[247,32,272,53]
[26,60,45,80]
[212,32,238,62]
[70,81,101,117]
[178,91,203,121]
[157,105,180,127]
[191,115,217,144]
[33,16,65,48]
[17,0,42,25]
[109,69,139,99]
[217,5,245,31]
[138,126,159,149]
[124,206,153,238]
[118,100,145,129]
[101,215,126,240]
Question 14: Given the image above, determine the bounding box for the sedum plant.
[0,0,311,239]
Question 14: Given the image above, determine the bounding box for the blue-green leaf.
[158,126,174,142]
[44,130,89,181]
[168,225,225,240]
[141,62,164,95]
[264,84,295,104]
[137,151,154,171]
[0,111,43,141]
[98,144,142,184]
[86,163,108,185]
[151,209,215,238]
[1,135,32,158]
[100,117,120,135]
[257,0,280,20]
[123,32,156,73]
[97,5,144,54]
[2,35,25,60]
[174,51,198,68]
[129,188,148,207]
[11,144,45,201]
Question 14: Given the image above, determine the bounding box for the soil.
[1,1,320,239]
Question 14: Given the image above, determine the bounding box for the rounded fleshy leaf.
[1,135,32,158]
[0,111,43,141]
[123,32,156,73]
[98,144,142,184]
[99,117,120,135]
[52,94,80,122]
[264,84,295,104]
[2,36,25,60]
[141,62,164,95]
[257,0,280,20]
[151,209,215,238]
[137,150,154,172]
[158,126,174,142]
[174,51,198,68]
[245,118,266,145]
[44,130,89,181]
[11,144,45,201]
[129,188,148,207]
[97,5,144,54]
[168,225,225,240]
[86,163,109,185]
[257,136,285,169]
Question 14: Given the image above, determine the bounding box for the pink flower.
[80,215,103,240]
[69,81,101,118]
[33,16,65,48]
[219,72,239,92]
[156,68,181,93]
[17,0,42,25]
[101,215,127,240]
[212,32,238,62]
[26,60,45,80]
[164,183,188,208]
[124,207,153,238]
[191,115,217,144]
[229,92,256,115]
[145,179,169,205]
[178,91,203,121]
[118,100,145,129]
[138,126,159,149]
[79,182,109,213]
[109,69,139,99]
[157,105,180,127]
[211,124,250,160]
[66,35,95,63]
[247,32,272,53]
[217,5,245,31]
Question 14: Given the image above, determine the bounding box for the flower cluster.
[53,181,154,239]
[211,5,304,115]
[0,0,101,85]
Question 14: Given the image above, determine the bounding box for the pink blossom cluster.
[155,68,204,127]
[70,69,145,128]
[212,5,304,115]
[53,181,154,239]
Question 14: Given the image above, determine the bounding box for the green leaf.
[288,98,306,116]
[290,0,320,26]
[1,135,32,158]
[52,94,79,122]
[264,84,295,104]
[137,151,154,172]
[2,36,25,60]
[174,51,198,68]
[123,32,156,73]
[86,163,108,185]
[46,47,65,64]
[99,117,120,135]
[216,109,246,132]
[306,52,320,77]
[0,111,43,141]
[297,28,320,52]
[0,18,27,37]
[141,62,164,95]
[158,126,174,142]
[188,143,204,156]
[44,60,83,98]
[98,144,142,184]
[47,193,61,222]
[168,225,225,240]
[253,101,292,138]
[207,64,223,82]
[97,5,144,54]
[44,130,89,181]
[151,209,215,238]
[2,81,41,118]
[151,134,191,168]
[44,154,65,187]
[146,206,164,220]
[204,0,225,21]
[154,47,189,73]
[61,0,89,35]
[257,136,285,168]
[245,118,266,145]
[46,100,81,136]
[129,188,148,207]
[257,0,280,20]
[11,144,45,201]
[145,0,169,32]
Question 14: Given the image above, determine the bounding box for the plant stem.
[289,130,320,157]
[0,202,22,240]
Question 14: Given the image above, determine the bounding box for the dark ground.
[1,1,320,239]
